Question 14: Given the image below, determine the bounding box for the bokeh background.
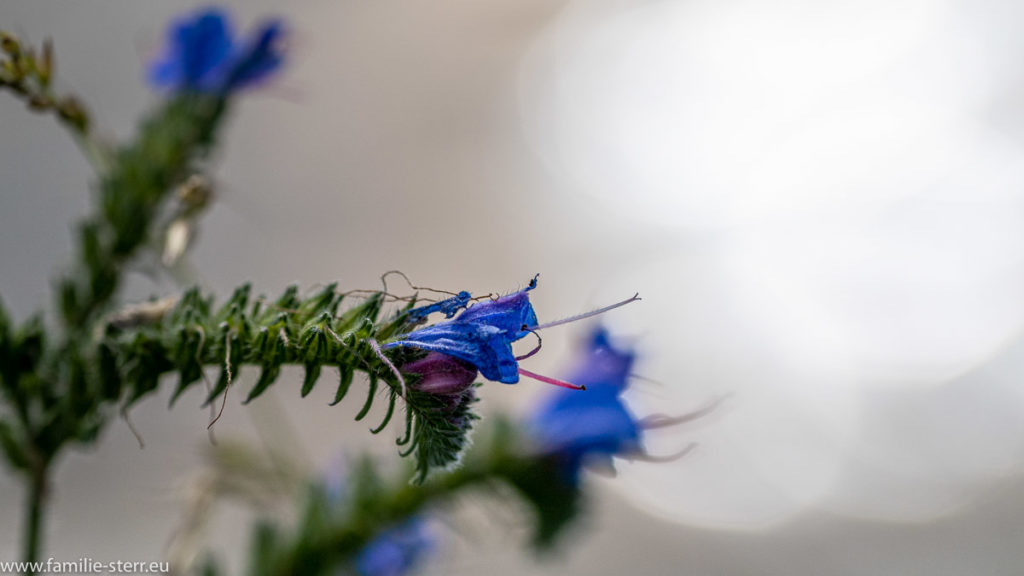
[4,0,1024,573]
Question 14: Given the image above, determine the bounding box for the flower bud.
[0,33,20,56]
[401,352,477,396]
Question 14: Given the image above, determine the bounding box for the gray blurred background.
[4,0,1024,574]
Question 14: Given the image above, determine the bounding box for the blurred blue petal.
[148,7,284,93]
[529,327,642,483]
[355,517,435,576]
[225,19,285,90]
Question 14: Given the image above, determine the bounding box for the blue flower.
[356,517,435,576]
[148,7,284,93]
[383,277,539,384]
[528,328,643,484]
[384,277,639,393]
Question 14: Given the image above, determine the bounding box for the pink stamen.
[526,293,641,332]
[517,367,586,391]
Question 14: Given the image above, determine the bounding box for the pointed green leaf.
[301,363,320,397]
[370,388,396,434]
[245,364,280,404]
[329,364,354,406]
[396,406,413,446]
[354,374,377,421]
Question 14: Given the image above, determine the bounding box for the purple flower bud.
[401,352,477,396]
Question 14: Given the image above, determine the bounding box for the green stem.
[23,461,48,572]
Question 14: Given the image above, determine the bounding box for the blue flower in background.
[529,327,644,484]
[356,517,435,576]
[383,277,539,384]
[149,7,284,93]
[561,328,636,394]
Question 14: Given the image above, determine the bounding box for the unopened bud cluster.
[0,32,89,133]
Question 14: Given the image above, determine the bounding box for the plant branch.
[222,418,582,576]
[101,285,478,483]
[23,458,48,572]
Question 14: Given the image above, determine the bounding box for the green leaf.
[300,363,321,397]
[329,364,354,406]
[396,407,413,446]
[0,420,28,470]
[354,374,377,421]
[369,389,396,434]
[245,363,281,404]
[248,521,280,576]
[502,456,582,550]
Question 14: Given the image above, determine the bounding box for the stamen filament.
[639,396,727,429]
[526,293,641,331]
[515,329,543,361]
[630,443,697,463]
[518,368,586,390]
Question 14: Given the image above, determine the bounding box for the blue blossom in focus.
[529,327,643,484]
[355,517,435,576]
[384,277,539,384]
[148,7,284,93]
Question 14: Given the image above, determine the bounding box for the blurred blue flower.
[356,517,435,576]
[529,327,643,484]
[383,277,539,384]
[148,7,284,93]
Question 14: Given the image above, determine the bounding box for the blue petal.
[385,279,540,384]
[531,390,642,459]
[384,323,519,383]
[356,518,435,576]
[226,19,285,89]
[527,326,644,482]
[562,327,635,393]
[182,10,233,88]
[148,8,286,93]
[455,287,537,339]
[407,291,472,322]
[148,9,233,90]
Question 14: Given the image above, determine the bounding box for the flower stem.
[23,461,49,572]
